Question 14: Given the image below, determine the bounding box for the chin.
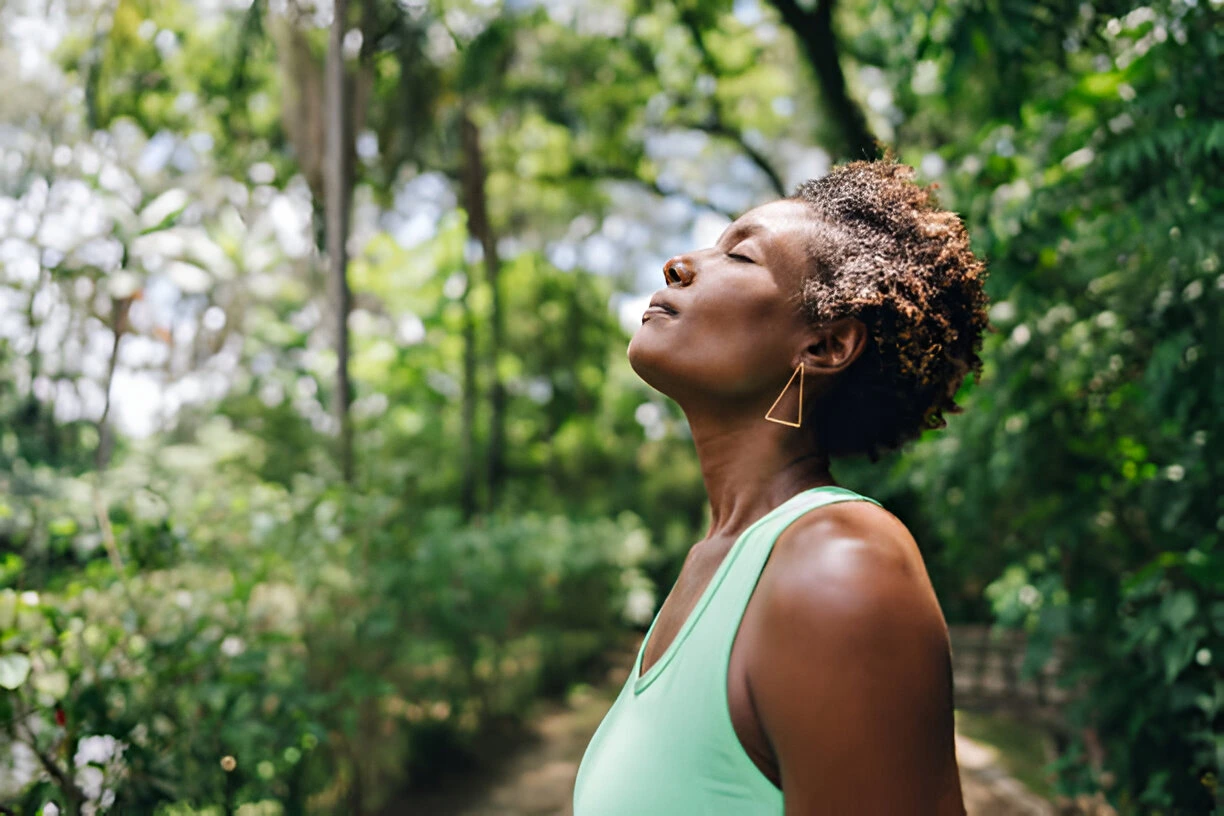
[626,328,677,397]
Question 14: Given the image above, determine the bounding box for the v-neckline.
[632,485,840,695]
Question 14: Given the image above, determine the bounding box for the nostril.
[663,257,690,285]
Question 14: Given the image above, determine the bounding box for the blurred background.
[0,0,1220,813]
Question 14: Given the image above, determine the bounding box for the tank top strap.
[756,486,882,543]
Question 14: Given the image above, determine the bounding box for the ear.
[797,317,868,374]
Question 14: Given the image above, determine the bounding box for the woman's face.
[628,198,818,409]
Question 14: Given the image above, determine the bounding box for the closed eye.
[727,253,755,263]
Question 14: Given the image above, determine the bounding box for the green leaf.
[138,189,190,234]
[1162,631,1201,684]
[1211,601,1224,635]
[0,653,32,690]
[1161,590,1197,631]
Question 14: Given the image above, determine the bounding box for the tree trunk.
[326,0,355,483]
[459,258,479,521]
[459,109,506,510]
[767,0,879,161]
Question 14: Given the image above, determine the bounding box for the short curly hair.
[791,158,990,461]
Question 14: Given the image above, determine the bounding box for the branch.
[698,120,787,197]
[92,291,130,579]
[565,163,737,220]
[678,9,787,196]
[93,298,126,473]
[767,0,880,161]
[14,715,86,812]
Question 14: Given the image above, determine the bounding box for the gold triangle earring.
[764,363,804,428]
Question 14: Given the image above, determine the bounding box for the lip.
[642,305,676,322]
[643,293,679,322]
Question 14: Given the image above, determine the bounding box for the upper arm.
[747,508,962,816]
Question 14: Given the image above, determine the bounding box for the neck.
[682,404,836,543]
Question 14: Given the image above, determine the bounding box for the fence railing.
[949,624,1074,731]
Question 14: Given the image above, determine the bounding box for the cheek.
[629,281,797,396]
[694,295,793,384]
[693,270,783,323]
[700,275,794,343]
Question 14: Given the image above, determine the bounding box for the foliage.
[1,0,1221,812]
[865,0,1224,809]
[1,427,653,813]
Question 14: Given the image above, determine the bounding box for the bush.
[0,454,654,815]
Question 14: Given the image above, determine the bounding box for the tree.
[852,0,1224,808]
[767,0,878,161]
[325,0,356,482]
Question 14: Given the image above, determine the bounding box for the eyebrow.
[717,221,763,247]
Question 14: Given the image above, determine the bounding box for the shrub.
[0,463,654,815]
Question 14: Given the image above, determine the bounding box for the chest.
[637,546,780,786]
[639,542,731,677]
[639,570,711,677]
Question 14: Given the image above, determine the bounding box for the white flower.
[619,531,650,565]
[74,735,121,767]
[220,636,245,657]
[634,402,662,428]
[623,587,656,627]
[74,765,104,801]
[988,301,1016,324]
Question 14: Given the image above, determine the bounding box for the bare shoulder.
[745,499,964,814]
[759,498,948,648]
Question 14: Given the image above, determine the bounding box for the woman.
[572,159,989,815]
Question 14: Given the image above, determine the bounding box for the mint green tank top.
[572,486,882,815]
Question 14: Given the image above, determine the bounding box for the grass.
[955,709,1058,800]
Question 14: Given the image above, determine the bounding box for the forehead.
[718,199,816,250]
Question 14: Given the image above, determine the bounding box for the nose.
[663,255,694,286]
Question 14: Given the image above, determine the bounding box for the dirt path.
[956,732,1055,816]
[389,644,1054,816]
